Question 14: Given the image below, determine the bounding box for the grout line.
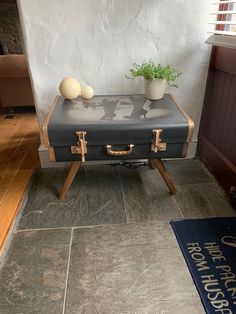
[171,192,186,219]
[17,226,71,233]
[16,220,173,234]
[65,220,172,229]
[117,167,129,223]
[62,228,73,314]
[73,222,134,229]
[17,222,133,233]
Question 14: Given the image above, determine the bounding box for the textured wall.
[0,0,23,54]
[18,0,211,158]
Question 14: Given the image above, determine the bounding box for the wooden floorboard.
[0,113,40,250]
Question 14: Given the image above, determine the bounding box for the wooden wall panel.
[214,46,236,74]
[205,70,227,143]
[198,46,236,196]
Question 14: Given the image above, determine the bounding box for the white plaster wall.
[17,0,211,164]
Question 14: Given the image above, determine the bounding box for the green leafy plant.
[126,60,181,87]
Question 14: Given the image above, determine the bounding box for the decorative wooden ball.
[59,77,81,100]
[81,86,94,99]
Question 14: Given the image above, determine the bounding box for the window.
[210,0,236,36]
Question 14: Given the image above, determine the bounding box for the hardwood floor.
[0,113,40,251]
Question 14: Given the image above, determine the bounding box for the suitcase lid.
[44,94,193,146]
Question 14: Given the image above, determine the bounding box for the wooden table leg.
[151,159,177,194]
[59,161,81,200]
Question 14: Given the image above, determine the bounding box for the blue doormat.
[171,218,236,314]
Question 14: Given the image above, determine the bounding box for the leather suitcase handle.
[105,144,134,156]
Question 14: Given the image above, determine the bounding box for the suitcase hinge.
[71,131,87,162]
[151,129,167,153]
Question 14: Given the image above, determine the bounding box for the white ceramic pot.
[144,79,167,100]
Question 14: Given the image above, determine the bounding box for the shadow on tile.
[164,159,214,185]
[118,166,183,222]
[175,182,235,218]
[18,166,126,230]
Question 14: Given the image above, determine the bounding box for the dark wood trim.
[198,45,236,200]
[199,137,236,195]
[197,46,216,143]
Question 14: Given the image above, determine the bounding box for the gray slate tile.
[19,166,126,230]
[175,182,236,218]
[0,229,71,314]
[164,159,214,185]
[33,167,68,187]
[65,223,202,313]
[119,166,183,222]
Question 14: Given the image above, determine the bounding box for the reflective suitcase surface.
[43,94,194,162]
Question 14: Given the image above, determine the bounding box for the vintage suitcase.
[43,94,194,163]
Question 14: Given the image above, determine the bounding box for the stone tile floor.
[0,159,235,313]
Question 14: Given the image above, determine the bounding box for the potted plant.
[126,60,181,100]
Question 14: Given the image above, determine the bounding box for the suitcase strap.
[71,131,87,162]
[151,129,167,153]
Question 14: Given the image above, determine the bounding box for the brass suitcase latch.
[151,129,167,153]
[71,131,87,162]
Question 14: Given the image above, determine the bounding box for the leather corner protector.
[170,94,194,143]
[42,96,58,147]
[48,146,56,162]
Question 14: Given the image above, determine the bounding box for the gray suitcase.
[43,94,194,163]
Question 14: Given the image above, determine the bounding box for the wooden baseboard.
[0,106,35,114]
[199,136,236,195]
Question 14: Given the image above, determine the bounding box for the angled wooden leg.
[152,159,177,194]
[59,161,81,200]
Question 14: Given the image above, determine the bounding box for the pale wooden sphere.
[81,86,94,99]
[59,77,81,100]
